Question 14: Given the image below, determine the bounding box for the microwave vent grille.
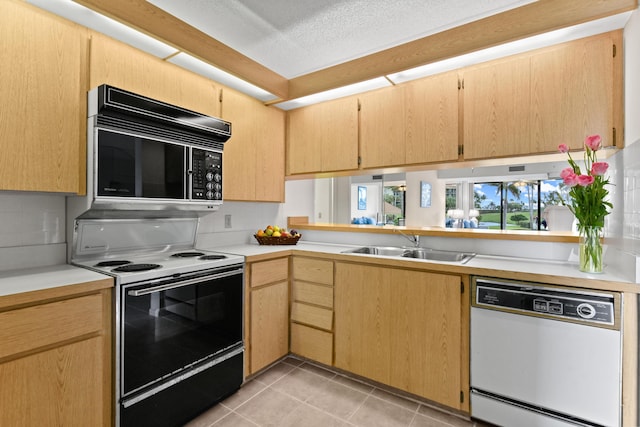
[96,115,225,151]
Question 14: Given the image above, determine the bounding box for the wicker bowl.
[254,234,301,245]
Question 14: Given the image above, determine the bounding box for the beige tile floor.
[186,356,486,427]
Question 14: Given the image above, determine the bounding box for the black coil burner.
[95,260,131,267]
[199,255,227,260]
[113,263,162,272]
[172,252,205,258]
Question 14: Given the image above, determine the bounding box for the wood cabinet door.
[359,86,406,168]
[287,96,359,174]
[0,337,107,426]
[334,263,393,385]
[221,87,285,202]
[0,1,84,193]
[253,99,286,202]
[0,286,112,427]
[531,31,618,152]
[334,262,463,409]
[463,56,531,160]
[250,281,289,373]
[287,105,323,174]
[405,71,460,164]
[89,33,219,117]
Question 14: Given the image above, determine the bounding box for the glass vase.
[579,226,603,273]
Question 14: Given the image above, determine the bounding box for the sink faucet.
[396,229,421,247]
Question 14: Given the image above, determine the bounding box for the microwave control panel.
[192,149,222,201]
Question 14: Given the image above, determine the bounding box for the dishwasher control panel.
[473,278,616,326]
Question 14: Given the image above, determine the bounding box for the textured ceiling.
[147,0,537,78]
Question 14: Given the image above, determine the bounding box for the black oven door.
[96,128,187,199]
[121,265,243,397]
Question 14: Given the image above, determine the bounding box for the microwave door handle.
[127,268,243,297]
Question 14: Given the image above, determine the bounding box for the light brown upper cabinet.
[221,88,285,202]
[462,56,532,160]
[404,70,460,165]
[463,30,622,160]
[89,32,220,118]
[0,0,86,194]
[530,31,622,152]
[359,86,406,168]
[359,70,459,169]
[287,96,359,175]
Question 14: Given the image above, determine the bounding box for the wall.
[405,170,445,227]
[197,179,314,249]
[350,182,381,223]
[625,8,640,146]
[620,6,640,254]
[0,193,66,270]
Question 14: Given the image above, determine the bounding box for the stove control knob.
[576,303,596,319]
[214,183,222,191]
[213,173,222,183]
[206,172,214,181]
[214,192,222,200]
[206,191,214,200]
[206,182,214,190]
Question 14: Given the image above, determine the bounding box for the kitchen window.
[472,178,565,230]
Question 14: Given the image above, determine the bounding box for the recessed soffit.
[63,0,639,102]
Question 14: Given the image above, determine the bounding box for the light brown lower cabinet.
[290,323,333,366]
[247,257,290,374]
[334,262,468,411]
[0,282,113,426]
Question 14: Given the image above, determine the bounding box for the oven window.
[97,130,186,199]
[122,268,243,396]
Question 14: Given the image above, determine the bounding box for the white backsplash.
[197,179,315,249]
[0,193,66,270]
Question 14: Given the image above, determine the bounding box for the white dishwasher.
[470,277,622,427]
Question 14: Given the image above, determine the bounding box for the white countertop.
[208,241,637,288]
[1,240,635,298]
[0,264,112,298]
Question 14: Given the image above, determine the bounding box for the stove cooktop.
[73,249,245,284]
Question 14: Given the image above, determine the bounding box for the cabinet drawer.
[292,281,333,308]
[291,302,333,331]
[290,323,333,366]
[0,293,104,359]
[250,257,289,288]
[292,257,333,285]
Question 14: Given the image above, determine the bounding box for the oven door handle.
[127,268,243,297]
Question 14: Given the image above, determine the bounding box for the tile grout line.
[225,359,473,427]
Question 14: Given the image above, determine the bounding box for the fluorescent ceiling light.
[387,12,632,84]
[275,77,391,110]
[26,0,178,58]
[168,53,277,102]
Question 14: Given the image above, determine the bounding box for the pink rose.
[584,134,602,151]
[591,161,608,176]
[558,144,570,153]
[562,170,579,187]
[577,174,595,186]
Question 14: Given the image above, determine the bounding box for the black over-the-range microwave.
[88,84,232,211]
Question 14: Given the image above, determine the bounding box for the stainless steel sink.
[402,248,476,264]
[342,246,475,263]
[343,246,410,257]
